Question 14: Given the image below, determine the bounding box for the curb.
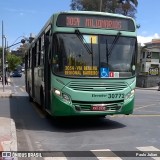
[136,87,158,90]
[0,82,12,98]
[0,92,12,98]
[1,119,17,151]
[0,118,17,159]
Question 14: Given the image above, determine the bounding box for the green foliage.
[0,48,2,71]
[6,53,22,71]
[70,0,138,19]
[0,47,3,58]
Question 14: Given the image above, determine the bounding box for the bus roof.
[54,11,135,20]
[28,11,136,47]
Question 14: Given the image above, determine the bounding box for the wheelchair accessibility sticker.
[100,68,109,78]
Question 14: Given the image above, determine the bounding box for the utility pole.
[4,36,7,64]
[1,21,5,92]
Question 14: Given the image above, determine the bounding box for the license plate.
[91,105,106,111]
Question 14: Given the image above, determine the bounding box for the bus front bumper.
[50,95,135,116]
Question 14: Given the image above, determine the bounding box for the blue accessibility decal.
[100,67,109,78]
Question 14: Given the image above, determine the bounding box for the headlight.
[53,88,71,103]
[54,89,61,96]
[62,93,71,103]
[125,89,135,100]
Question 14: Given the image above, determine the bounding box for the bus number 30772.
[108,93,124,99]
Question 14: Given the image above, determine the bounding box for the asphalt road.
[0,74,160,160]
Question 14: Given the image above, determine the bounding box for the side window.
[38,38,41,66]
[52,35,61,72]
[143,52,145,58]
[45,26,51,59]
[40,34,44,65]
[36,41,39,67]
[28,50,30,68]
[32,44,37,67]
[29,49,32,68]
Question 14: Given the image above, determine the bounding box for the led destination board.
[57,14,135,31]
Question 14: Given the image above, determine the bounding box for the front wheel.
[28,83,33,102]
[40,88,45,108]
[29,94,33,102]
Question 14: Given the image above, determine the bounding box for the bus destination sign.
[57,14,135,31]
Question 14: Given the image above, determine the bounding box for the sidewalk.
[136,86,159,90]
[0,78,17,159]
[0,117,17,151]
[0,77,12,98]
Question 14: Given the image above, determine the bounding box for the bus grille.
[68,81,127,91]
[72,100,123,112]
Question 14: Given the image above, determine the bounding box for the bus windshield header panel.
[56,14,135,32]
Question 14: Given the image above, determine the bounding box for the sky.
[0,0,160,50]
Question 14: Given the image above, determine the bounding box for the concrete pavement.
[136,86,159,90]
[0,117,17,151]
[0,77,159,159]
[0,77,12,98]
[0,78,17,159]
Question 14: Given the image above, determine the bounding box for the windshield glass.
[52,33,136,78]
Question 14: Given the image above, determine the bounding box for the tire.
[29,94,33,102]
[28,83,33,102]
[40,88,44,108]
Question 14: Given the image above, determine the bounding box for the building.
[136,39,160,88]
[140,39,160,75]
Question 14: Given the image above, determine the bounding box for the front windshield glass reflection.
[52,33,136,78]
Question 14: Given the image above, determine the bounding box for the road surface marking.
[41,146,160,160]
[135,104,157,110]
[19,87,24,92]
[110,114,160,118]
[44,152,67,160]
[91,149,122,160]
[137,146,160,160]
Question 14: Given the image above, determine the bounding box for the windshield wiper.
[108,31,121,57]
[75,29,93,55]
[105,39,109,68]
[104,32,121,68]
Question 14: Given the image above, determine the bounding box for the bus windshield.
[52,33,136,78]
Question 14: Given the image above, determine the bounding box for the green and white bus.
[25,11,137,117]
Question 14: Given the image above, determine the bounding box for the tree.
[6,53,22,72]
[116,0,138,18]
[71,0,101,11]
[70,0,138,18]
[0,47,2,75]
[0,47,7,74]
[0,47,2,59]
